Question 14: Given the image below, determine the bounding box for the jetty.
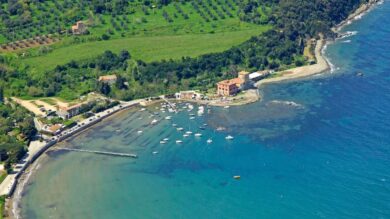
[160,95,178,112]
[56,148,138,158]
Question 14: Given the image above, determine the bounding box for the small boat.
[160,141,166,144]
[207,139,213,144]
[177,127,184,131]
[199,126,206,130]
[224,106,230,109]
[139,108,146,112]
[153,151,159,154]
[189,113,195,116]
[165,116,172,120]
[137,130,143,134]
[163,138,169,141]
[194,133,202,137]
[225,135,234,140]
[216,127,226,131]
[151,119,158,125]
[183,134,189,137]
[203,123,208,126]
[189,117,196,120]
[176,140,183,144]
[172,123,178,127]
[233,175,241,180]
[185,131,193,135]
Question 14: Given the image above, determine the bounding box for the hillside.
[0,0,369,101]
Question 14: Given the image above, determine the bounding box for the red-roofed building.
[98,75,117,84]
[216,71,250,96]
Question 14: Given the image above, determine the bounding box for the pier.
[56,148,138,158]
[160,95,178,112]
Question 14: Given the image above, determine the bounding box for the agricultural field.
[20,28,269,73]
[1,0,272,71]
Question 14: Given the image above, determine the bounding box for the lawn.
[20,27,270,73]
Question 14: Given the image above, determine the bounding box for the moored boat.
[225,135,234,140]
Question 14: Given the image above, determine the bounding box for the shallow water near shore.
[19,2,390,219]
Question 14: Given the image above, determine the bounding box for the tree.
[98,82,111,95]
[0,86,3,103]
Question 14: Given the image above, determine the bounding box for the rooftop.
[98,75,117,81]
[217,78,244,86]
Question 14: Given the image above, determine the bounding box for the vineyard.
[0,0,272,51]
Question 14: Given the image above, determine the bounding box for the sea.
[19,2,390,219]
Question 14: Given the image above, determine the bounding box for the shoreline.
[5,99,145,219]
[4,1,383,218]
[255,0,381,87]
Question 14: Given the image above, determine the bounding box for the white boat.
[224,106,230,109]
[194,133,202,137]
[172,123,178,127]
[151,119,158,125]
[186,131,193,135]
[197,106,205,115]
[153,151,159,154]
[183,134,189,137]
[189,117,196,120]
[207,138,213,144]
[165,116,172,120]
[160,141,166,144]
[176,140,183,144]
[139,108,146,112]
[177,127,184,131]
[189,113,195,116]
[225,135,234,140]
[137,130,143,134]
[163,138,169,141]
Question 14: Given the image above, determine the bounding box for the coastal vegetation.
[0,0,371,166]
[0,98,36,172]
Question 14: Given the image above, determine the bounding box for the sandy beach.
[255,0,381,87]
[255,38,329,87]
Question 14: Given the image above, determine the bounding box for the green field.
[20,27,269,72]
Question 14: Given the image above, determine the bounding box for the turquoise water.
[20,3,390,219]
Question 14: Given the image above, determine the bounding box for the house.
[98,75,117,85]
[175,91,202,100]
[41,124,64,135]
[71,21,87,35]
[216,71,250,96]
[57,104,82,119]
[249,70,270,82]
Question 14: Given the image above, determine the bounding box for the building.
[217,78,243,96]
[57,104,82,119]
[216,71,250,96]
[71,21,87,35]
[41,124,64,135]
[175,91,202,100]
[98,75,117,85]
[249,70,270,82]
